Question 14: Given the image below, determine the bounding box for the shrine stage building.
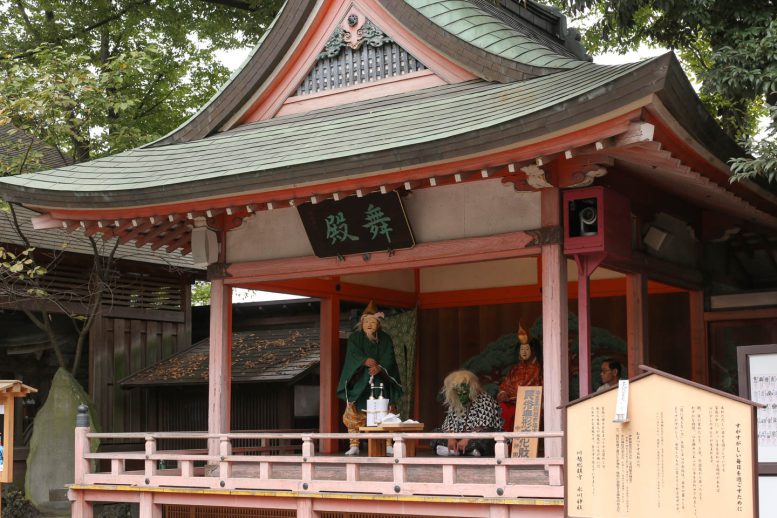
[0,1,773,517]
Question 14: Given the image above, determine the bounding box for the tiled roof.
[119,328,320,386]
[406,0,581,68]
[0,124,69,171]
[150,0,585,146]
[0,58,659,207]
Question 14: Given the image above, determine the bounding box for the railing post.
[144,435,157,484]
[494,435,508,459]
[548,464,564,486]
[74,404,91,485]
[301,435,314,489]
[494,435,508,490]
[219,435,232,484]
[302,435,315,458]
[392,436,406,491]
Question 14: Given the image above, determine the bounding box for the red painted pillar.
[576,257,592,397]
[574,254,604,397]
[626,272,648,377]
[541,189,568,458]
[319,296,341,454]
[208,278,232,455]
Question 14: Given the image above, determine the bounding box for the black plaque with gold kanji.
[297,191,414,258]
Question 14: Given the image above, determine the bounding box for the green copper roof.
[406,0,581,69]
[0,57,664,208]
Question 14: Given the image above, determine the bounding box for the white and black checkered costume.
[432,392,503,455]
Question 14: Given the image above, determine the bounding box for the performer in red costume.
[496,323,542,432]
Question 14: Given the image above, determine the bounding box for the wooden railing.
[74,428,564,500]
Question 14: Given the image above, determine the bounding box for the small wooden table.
[358,423,424,457]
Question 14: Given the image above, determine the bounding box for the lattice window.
[296,42,427,95]
[31,264,184,311]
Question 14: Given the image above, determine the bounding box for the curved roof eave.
[0,56,672,209]
[3,53,772,223]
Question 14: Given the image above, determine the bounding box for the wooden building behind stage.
[0,129,199,491]
[1,0,775,516]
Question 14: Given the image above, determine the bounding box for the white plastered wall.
[420,257,537,292]
[341,270,415,292]
[227,206,314,263]
[403,179,541,242]
[226,179,542,263]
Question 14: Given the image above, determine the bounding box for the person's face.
[362,316,379,336]
[600,362,617,385]
[519,343,531,361]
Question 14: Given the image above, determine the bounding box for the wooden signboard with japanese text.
[297,191,414,258]
[737,344,777,517]
[566,371,758,518]
[512,386,542,458]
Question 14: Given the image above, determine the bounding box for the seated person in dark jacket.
[431,370,503,457]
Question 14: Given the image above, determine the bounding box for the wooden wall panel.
[648,291,691,379]
[417,293,690,428]
[156,384,294,434]
[91,316,186,432]
[418,302,542,430]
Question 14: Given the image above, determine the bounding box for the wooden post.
[139,492,162,518]
[1,394,13,484]
[541,189,568,458]
[489,504,509,518]
[626,272,648,377]
[208,278,232,456]
[574,254,604,397]
[689,290,708,384]
[319,296,340,454]
[577,263,592,397]
[70,491,93,518]
[296,498,317,518]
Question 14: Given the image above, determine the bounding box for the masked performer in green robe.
[337,301,403,456]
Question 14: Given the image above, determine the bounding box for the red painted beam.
[225,231,540,284]
[240,278,417,308]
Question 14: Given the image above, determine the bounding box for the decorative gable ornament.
[294,6,429,97]
[319,9,393,59]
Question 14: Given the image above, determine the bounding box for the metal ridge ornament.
[319,8,393,60]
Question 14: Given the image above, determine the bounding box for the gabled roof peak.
[150,0,589,147]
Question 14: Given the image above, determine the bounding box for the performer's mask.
[455,382,471,406]
[519,343,532,361]
[362,315,379,340]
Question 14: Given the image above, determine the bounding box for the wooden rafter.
[134,218,183,249]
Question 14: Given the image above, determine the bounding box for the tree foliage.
[0,0,282,162]
[552,0,777,182]
[191,280,211,306]
[0,1,283,374]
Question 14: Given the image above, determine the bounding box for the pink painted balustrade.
[73,427,565,500]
